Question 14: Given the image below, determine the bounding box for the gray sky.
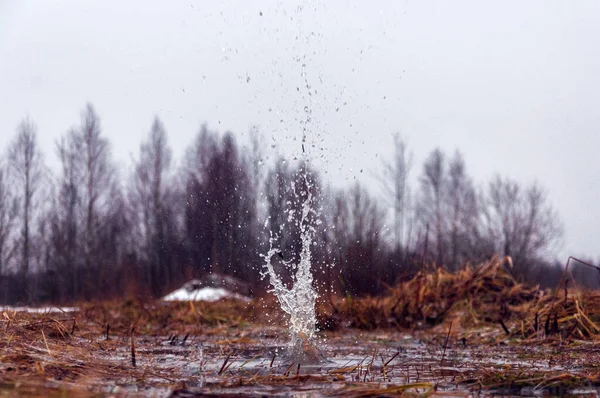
[1,0,599,260]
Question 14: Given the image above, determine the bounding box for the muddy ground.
[0,298,598,397]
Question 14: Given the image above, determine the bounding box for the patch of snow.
[162,281,250,302]
[163,286,229,302]
[0,306,77,313]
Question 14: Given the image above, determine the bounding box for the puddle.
[74,327,600,396]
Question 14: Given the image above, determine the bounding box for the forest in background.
[0,103,597,305]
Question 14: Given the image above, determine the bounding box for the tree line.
[0,104,596,304]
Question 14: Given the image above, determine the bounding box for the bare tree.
[414,148,488,270]
[327,192,349,268]
[245,127,268,250]
[0,165,18,275]
[46,104,124,299]
[130,117,172,296]
[380,133,413,253]
[77,105,116,274]
[416,148,447,266]
[183,125,218,275]
[445,151,479,270]
[482,175,563,279]
[47,131,83,300]
[8,118,45,303]
[46,106,123,300]
[339,183,386,295]
[183,127,259,282]
[265,157,292,249]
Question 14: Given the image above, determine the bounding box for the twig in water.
[369,348,377,369]
[283,362,295,376]
[222,354,237,374]
[384,351,400,368]
[270,353,276,369]
[440,320,453,367]
[218,352,232,375]
[130,326,136,367]
[239,350,264,370]
[106,323,110,340]
[199,346,204,371]
[41,329,51,355]
[364,349,378,382]
[499,319,510,335]
[380,354,387,380]
[296,363,301,376]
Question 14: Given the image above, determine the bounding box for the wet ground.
[1,302,600,397]
[30,325,597,397]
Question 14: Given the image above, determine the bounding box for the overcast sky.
[1,1,599,260]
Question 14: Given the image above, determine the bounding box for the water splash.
[262,172,324,364]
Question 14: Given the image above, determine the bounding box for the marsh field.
[1,258,600,397]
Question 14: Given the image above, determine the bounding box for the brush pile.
[319,256,542,330]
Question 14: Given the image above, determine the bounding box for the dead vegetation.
[317,256,540,332]
[317,256,600,344]
[0,257,599,395]
[0,299,262,396]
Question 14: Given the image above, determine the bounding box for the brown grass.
[0,258,599,395]
[317,256,540,332]
[312,255,600,346]
[0,298,262,396]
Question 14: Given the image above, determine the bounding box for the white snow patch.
[0,306,77,313]
[162,281,250,302]
[163,286,230,302]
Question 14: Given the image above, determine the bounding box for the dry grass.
[314,256,600,345]
[0,298,262,396]
[317,256,539,331]
[515,289,600,341]
[0,259,599,395]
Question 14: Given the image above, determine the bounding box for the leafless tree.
[379,133,413,253]
[445,151,479,270]
[415,148,488,270]
[265,157,293,249]
[416,148,447,266]
[327,193,349,266]
[77,105,117,275]
[335,183,386,295]
[481,175,563,279]
[46,105,123,300]
[184,127,258,282]
[245,126,268,251]
[0,165,18,275]
[8,118,45,303]
[183,125,218,275]
[130,117,173,296]
[47,130,83,300]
